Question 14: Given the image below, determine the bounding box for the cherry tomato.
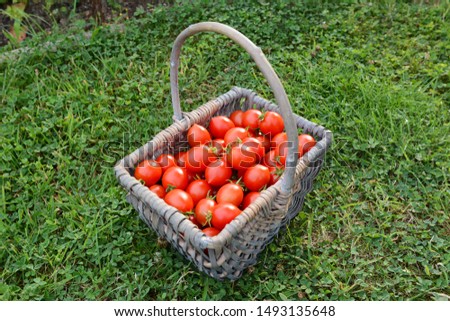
[211,203,242,230]
[242,137,265,162]
[271,132,288,149]
[162,166,189,190]
[164,189,194,213]
[241,191,260,209]
[148,184,166,198]
[205,159,232,187]
[208,116,235,139]
[227,143,257,170]
[230,110,245,127]
[298,134,316,157]
[185,145,217,173]
[216,183,244,206]
[187,124,212,147]
[186,179,212,205]
[243,164,270,191]
[242,109,262,131]
[262,149,282,167]
[255,135,271,153]
[155,154,177,173]
[209,139,225,156]
[188,214,201,228]
[134,160,162,187]
[259,111,284,137]
[202,227,220,237]
[269,166,284,185]
[175,151,188,167]
[195,198,216,227]
[223,127,249,147]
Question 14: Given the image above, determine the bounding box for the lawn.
[0,0,449,300]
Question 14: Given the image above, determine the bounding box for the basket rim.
[114,87,332,250]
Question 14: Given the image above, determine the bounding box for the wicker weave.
[114,23,332,281]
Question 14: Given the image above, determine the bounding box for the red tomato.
[298,134,316,157]
[185,145,217,173]
[243,165,270,191]
[262,149,282,167]
[155,154,177,173]
[134,160,162,187]
[187,124,212,147]
[216,183,244,206]
[242,109,262,131]
[230,110,245,127]
[208,116,235,139]
[211,203,242,230]
[227,143,257,170]
[162,166,188,190]
[187,214,201,228]
[186,180,212,205]
[205,159,232,187]
[195,198,216,227]
[236,168,247,179]
[148,184,166,198]
[269,166,284,185]
[175,151,188,167]
[242,137,265,162]
[202,227,220,237]
[271,132,288,149]
[223,127,249,147]
[241,191,260,209]
[164,189,194,213]
[209,139,225,156]
[186,170,196,184]
[255,135,271,153]
[259,111,284,137]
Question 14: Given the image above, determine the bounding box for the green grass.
[1,0,449,300]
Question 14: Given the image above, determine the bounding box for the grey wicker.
[114,22,332,281]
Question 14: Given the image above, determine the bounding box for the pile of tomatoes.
[134,109,316,238]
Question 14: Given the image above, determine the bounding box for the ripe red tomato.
[148,184,166,198]
[271,132,288,149]
[209,139,225,156]
[298,134,316,157]
[134,160,162,187]
[202,227,220,237]
[155,154,177,173]
[216,183,244,206]
[242,137,265,162]
[162,166,188,190]
[186,180,212,205]
[185,145,217,173]
[223,127,249,147]
[195,198,216,227]
[261,149,282,167]
[255,135,271,153]
[241,191,260,209]
[211,203,242,230]
[164,189,194,213]
[230,110,245,127]
[188,214,201,228]
[243,165,270,191]
[208,116,235,139]
[205,159,232,187]
[175,151,188,167]
[242,109,262,131]
[227,143,258,170]
[187,124,212,147]
[269,166,284,185]
[259,111,284,137]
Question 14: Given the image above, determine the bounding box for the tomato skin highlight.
[195,198,216,227]
[208,116,235,139]
[187,124,212,147]
[155,154,177,173]
[241,191,260,209]
[216,183,244,207]
[224,127,250,147]
[211,203,242,230]
[134,160,162,187]
[230,110,245,128]
[162,166,189,190]
[164,189,194,213]
[243,165,270,191]
[148,184,166,198]
[259,111,284,137]
[242,109,262,131]
[205,159,232,187]
[186,180,212,205]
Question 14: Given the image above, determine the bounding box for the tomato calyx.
[165,184,176,192]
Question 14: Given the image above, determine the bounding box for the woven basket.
[114,22,332,281]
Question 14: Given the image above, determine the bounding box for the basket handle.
[170,22,299,192]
